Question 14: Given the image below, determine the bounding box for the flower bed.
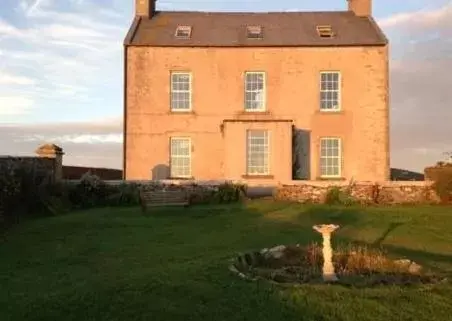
[230,243,446,287]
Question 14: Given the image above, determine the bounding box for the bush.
[214,182,247,203]
[68,172,111,209]
[324,186,356,206]
[425,164,452,203]
[432,172,452,204]
[188,182,247,205]
[105,183,140,207]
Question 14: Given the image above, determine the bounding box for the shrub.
[188,182,247,205]
[432,174,452,204]
[105,183,140,207]
[68,172,110,208]
[324,186,356,206]
[425,164,452,203]
[214,182,247,203]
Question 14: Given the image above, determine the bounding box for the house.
[123,0,389,183]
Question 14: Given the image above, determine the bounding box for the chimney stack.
[135,0,156,18]
[347,0,372,17]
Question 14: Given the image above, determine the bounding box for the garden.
[1,161,452,320]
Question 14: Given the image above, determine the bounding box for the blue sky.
[0,0,451,171]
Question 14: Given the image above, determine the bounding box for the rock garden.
[230,224,447,287]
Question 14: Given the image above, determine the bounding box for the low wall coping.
[277,180,432,187]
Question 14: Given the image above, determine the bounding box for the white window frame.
[319,71,341,112]
[170,72,192,112]
[246,130,270,175]
[319,137,342,178]
[169,137,192,178]
[244,71,266,112]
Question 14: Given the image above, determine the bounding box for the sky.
[0,0,451,172]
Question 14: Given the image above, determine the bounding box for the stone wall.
[274,181,439,205]
[0,144,64,184]
[0,156,56,183]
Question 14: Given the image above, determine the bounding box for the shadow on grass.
[301,205,362,227]
[2,201,452,321]
[256,202,452,276]
[373,222,404,247]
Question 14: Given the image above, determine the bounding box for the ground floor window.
[170,137,191,178]
[246,130,269,175]
[320,137,341,178]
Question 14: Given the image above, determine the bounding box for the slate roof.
[124,11,387,47]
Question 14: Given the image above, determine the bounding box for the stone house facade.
[123,0,389,183]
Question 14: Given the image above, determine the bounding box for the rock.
[266,245,286,259]
[236,255,249,271]
[394,259,411,268]
[408,262,422,274]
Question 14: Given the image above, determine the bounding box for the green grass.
[1,200,452,321]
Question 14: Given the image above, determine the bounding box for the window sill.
[167,177,195,180]
[316,176,346,181]
[240,110,270,114]
[169,110,196,115]
[241,175,274,179]
[317,110,343,114]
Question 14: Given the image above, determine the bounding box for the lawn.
[1,200,452,321]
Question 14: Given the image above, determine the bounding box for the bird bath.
[313,224,340,282]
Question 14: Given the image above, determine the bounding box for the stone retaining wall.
[274,181,440,205]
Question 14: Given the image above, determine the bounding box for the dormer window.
[246,25,263,39]
[316,25,335,38]
[175,26,192,39]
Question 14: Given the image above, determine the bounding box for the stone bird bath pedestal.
[313,224,340,282]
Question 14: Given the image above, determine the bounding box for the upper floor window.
[170,72,191,111]
[320,137,341,178]
[244,72,266,112]
[320,71,341,111]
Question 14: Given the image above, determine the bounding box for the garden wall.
[0,144,64,184]
[0,144,65,226]
[274,181,439,205]
[0,156,56,182]
[64,179,441,205]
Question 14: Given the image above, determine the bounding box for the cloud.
[1,1,451,172]
[0,96,34,115]
[379,3,452,30]
[379,2,452,171]
[0,0,127,119]
[0,72,35,85]
[20,0,53,16]
[0,118,123,168]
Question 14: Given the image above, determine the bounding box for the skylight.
[316,25,335,38]
[246,25,263,39]
[175,26,192,39]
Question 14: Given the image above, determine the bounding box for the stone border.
[228,245,448,287]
